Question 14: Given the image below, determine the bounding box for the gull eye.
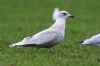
[61,13,67,16]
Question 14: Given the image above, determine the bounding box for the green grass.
[0,0,100,66]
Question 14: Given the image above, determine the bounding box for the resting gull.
[78,34,100,46]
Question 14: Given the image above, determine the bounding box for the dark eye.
[62,13,67,15]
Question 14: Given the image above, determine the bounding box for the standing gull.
[78,34,100,46]
[9,8,74,48]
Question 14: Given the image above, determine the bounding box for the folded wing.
[10,30,58,48]
[25,31,57,45]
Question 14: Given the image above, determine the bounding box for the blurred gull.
[9,8,74,48]
[78,34,100,46]
[52,8,60,21]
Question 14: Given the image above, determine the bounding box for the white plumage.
[79,34,100,46]
[9,8,74,48]
[52,8,60,21]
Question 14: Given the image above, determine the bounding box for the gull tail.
[9,42,23,48]
[9,37,31,48]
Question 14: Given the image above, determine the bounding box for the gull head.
[78,39,90,45]
[58,11,74,19]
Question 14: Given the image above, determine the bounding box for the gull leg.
[47,48,55,54]
[48,48,52,52]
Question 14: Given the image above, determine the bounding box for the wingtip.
[9,44,16,48]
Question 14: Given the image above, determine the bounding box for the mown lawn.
[0,0,100,66]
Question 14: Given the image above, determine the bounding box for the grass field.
[0,0,100,66]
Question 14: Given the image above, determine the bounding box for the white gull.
[78,34,100,46]
[9,8,74,48]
